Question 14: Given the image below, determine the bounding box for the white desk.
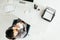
[0,0,60,40]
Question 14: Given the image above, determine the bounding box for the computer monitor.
[24,0,33,2]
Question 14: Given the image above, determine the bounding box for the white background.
[0,0,60,40]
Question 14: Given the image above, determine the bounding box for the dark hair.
[6,28,14,39]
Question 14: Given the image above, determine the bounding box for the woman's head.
[6,22,24,39]
[6,28,14,39]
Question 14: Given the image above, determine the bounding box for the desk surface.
[0,0,60,40]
